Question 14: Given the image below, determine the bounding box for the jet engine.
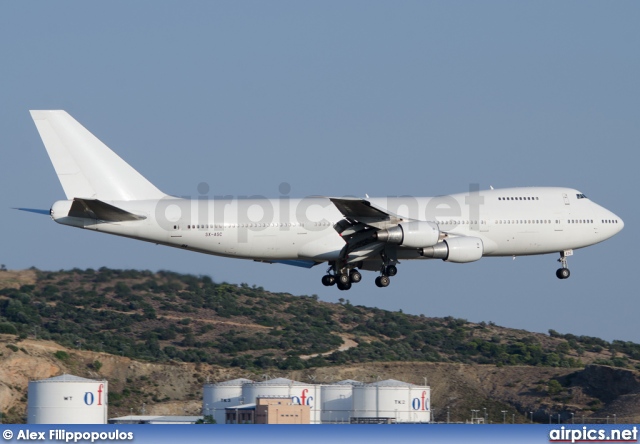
[373,221,440,248]
[419,236,484,263]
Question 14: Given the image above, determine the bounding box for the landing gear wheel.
[337,281,352,291]
[322,275,336,286]
[349,270,362,283]
[556,251,571,280]
[375,275,390,288]
[338,274,350,285]
[385,265,398,277]
[556,268,570,279]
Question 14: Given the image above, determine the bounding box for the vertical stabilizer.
[30,110,165,201]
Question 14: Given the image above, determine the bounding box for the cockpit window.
[576,193,587,199]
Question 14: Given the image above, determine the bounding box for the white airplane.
[21,110,624,291]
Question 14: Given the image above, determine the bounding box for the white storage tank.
[202,378,253,425]
[27,374,108,424]
[320,380,362,423]
[352,379,430,423]
[243,378,322,424]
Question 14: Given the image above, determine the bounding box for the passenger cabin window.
[499,196,538,201]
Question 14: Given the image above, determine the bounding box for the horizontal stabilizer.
[14,208,50,215]
[69,198,145,222]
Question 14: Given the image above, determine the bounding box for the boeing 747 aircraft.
[22,111,624,290]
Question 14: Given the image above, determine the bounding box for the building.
[255,397,310,424]
[225,397,310,424]
[243,378,322,424]
[225,404,256,424]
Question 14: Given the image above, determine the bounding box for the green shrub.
[0,322,17,335]
[54,350,69,361]
[547,380,563,396]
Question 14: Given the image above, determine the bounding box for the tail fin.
[30,110,165,201]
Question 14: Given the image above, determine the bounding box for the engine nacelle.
[374,221,440,248]
[419,236,484,263]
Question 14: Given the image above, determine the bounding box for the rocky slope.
[1,268,639,424]
[1,334,638,424]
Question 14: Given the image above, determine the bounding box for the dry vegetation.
[0,268,638,423]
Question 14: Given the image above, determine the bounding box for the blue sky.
[1,2,638,342]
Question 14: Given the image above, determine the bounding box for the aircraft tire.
[322,275,336,286]
[375,276,390,287]
[337,281,352,291]
[349,270,362,283]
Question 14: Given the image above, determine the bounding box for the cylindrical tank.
[27,374,108,424]
[202,378,253,425]
[320,380,362,423]
[242,378,322,424]
[352,379,430,423]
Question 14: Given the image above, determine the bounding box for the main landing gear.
[556,250,572,279]
[374,265,397,288]
[375,275,390,288]
[321,265,395,290]
[322,267,363,291]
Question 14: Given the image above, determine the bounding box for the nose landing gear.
[556,250,572,279]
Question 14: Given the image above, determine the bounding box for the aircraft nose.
[608,211,624,234]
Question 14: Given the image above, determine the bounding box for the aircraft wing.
[329,197,402,226]
[329,197,405,266]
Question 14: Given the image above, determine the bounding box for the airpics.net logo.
[549,426,638,443]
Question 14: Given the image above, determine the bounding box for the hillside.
[0,268,639,423]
